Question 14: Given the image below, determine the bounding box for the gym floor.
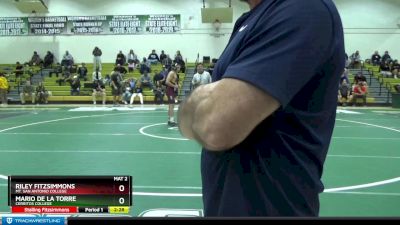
[0,105,399,217]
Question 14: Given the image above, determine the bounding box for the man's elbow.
[196,126,238,152]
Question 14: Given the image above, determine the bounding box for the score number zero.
[114,176,129,205]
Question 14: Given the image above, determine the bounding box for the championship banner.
[0,14,180,36]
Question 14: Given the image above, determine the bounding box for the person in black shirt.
[382,51,391,64]
[92,79,106,105]
[70,76,81,96]
[178,0,345,217]
[116,51,126,66]
[148,50,160,65]
[44,51,54,68]
[15,62,24,78]
[110,68,122,106]
[160,50,167,62]
[77,63,88,81]
[371,51,381,66]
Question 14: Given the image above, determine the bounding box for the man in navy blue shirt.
[179,0,344,217]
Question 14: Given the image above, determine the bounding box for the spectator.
[391,60,399,79]
[35,82,49,104]
[116,50,126,66]
[380,61,392,78]
[15,62,24,78]
[338,79,350,106]
[49,62,62,78]
[127,61,136,73]
[116,64,128,76]
[93,46,102,71]
[70,76,81,96]
[0,72,8,106]
[127,49,139,64]
[43,51,54,68]
[344,53,350,68]
[354,71,366,84]
[160,50,167,62]
[140,58,151,74]
[61,51,74,68]
[340,68,350,85]
[153,74,165,105]
[148,50,160,65]
[350,50,361,69]
[130,81,144,105]
[92,68,102,81]
[29,51,43,66]
[191,63,212,89]
[174,50,186,73]
[56,70,72,86]
[140,71,154,90]
[162,54,173,71]
[351,81,368,106]
[92,79,106,105]
[382,51,391,63]
[77,63,88,81]
[20,80,35,105]
[122,79,134,105]
[371,51,381,66]
[153,69,166,87]
[110,68,123,106]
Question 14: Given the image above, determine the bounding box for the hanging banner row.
[0,14,181,36]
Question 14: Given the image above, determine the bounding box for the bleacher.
[1,63,187,104]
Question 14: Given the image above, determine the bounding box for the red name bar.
[12,206,78,214]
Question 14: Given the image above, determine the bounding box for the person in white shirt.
[191,63,212,90]
[92,68,102,81]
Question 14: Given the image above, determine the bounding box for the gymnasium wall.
[0,0,399,64]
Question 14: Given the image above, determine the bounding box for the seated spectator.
[162,55,173,71]
[130,81,144,105]
[0,72,9,106]
[153,69,166,87]
[391,60,399,79]
[49,62,62,78]
[56,71,72,86]
[116,64,128,76]
[354,71,366,84]
[44,51,54,68]
[61,51,74,68]
[140,58,151,74]
[92,79,106,105]
[15,62,24,78]
[104,74,111,86]
[128,61,136,73]
[29,51,43,66]
[140,71,154,90]
[70,75,81,96]
[92,68,102,81]
[371,51,381,66]
[344,53,350,68]
[36,82,49,104]
[77,63,88,81]
[350,50,361,69]
[116,50,126,66]
[148,50,160,65]
[380,61,392,78]
[382,51,391,63]
[127,49,139,64]
[122,79,135,105]
[20,80,35,104]
[338,79,350,106]
[351,81,368,106]
[191,63,212,89]
[160,50,167,62]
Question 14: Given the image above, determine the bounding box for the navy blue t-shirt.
[202,0,345,217]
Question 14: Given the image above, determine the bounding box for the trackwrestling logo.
[6,217,12,224]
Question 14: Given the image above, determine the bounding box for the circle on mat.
[139,123,189,141]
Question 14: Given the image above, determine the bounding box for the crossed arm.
[178,78,280,151]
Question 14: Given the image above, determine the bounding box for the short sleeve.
[223,1,334,107]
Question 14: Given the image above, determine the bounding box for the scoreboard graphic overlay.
[8,176,132,215]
